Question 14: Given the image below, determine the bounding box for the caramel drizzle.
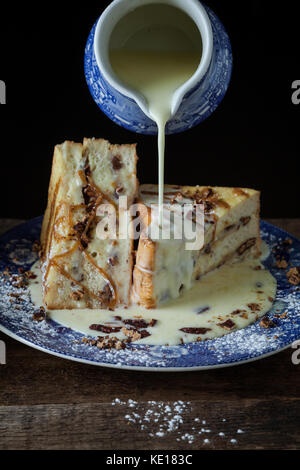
[51,258,117,307]
[53,203,71,242]
[84,250,118,305]
[44,169,119,308]
[193,188,231,212]
[78,170,118,210]
[43,241,80,295]
[216,199,231,209]
[45,235,117,309]
[77,169,87,185]
[209,213,219,241]
[233,188,249,198]
[43,179,61,259]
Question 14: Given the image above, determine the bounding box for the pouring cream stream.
[109,4,202,224]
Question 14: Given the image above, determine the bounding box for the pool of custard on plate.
[29,244,276,346]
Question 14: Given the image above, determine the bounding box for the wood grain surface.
[0,218,299,450]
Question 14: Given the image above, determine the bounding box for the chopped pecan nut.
[122,327,141,342]
[115,341,126,351]
[203,200,215,213]
[287,267,300,286]
[131,331,142,342]
[192,187,231,212]
[70,290,85,301]
[276,258,288,269]
[280,311,288,319]
[32,240,42,253]
[201,187,214,199]
[82,185,101,213]
[82,185,96,202]
[10,275,27,289]
[73,218,91,248]
[9,293,22,299]
[94,335,127,350]
[260,316,276,329]
[24,270,37,280]
[33,307,47,322]
[73,220,88,235]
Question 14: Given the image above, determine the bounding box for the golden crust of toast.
[132,235,157,309]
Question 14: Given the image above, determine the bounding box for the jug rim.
[94,0,213,121]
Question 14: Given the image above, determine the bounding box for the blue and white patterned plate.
[0,217,299,371]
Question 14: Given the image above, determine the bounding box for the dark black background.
[0,1,299,219]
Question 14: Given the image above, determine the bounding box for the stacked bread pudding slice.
[133,184,261,308]
[41,139,138,309]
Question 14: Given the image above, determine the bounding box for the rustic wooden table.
[0,218,299,451]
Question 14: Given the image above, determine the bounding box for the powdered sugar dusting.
[111,398,246,446]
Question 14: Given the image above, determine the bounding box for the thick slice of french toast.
[41,138,138,309]
[132,184,261,309]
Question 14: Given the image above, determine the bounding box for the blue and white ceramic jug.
[84,0,232,135]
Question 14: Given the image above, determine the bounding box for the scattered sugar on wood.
[111,398,246,446]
